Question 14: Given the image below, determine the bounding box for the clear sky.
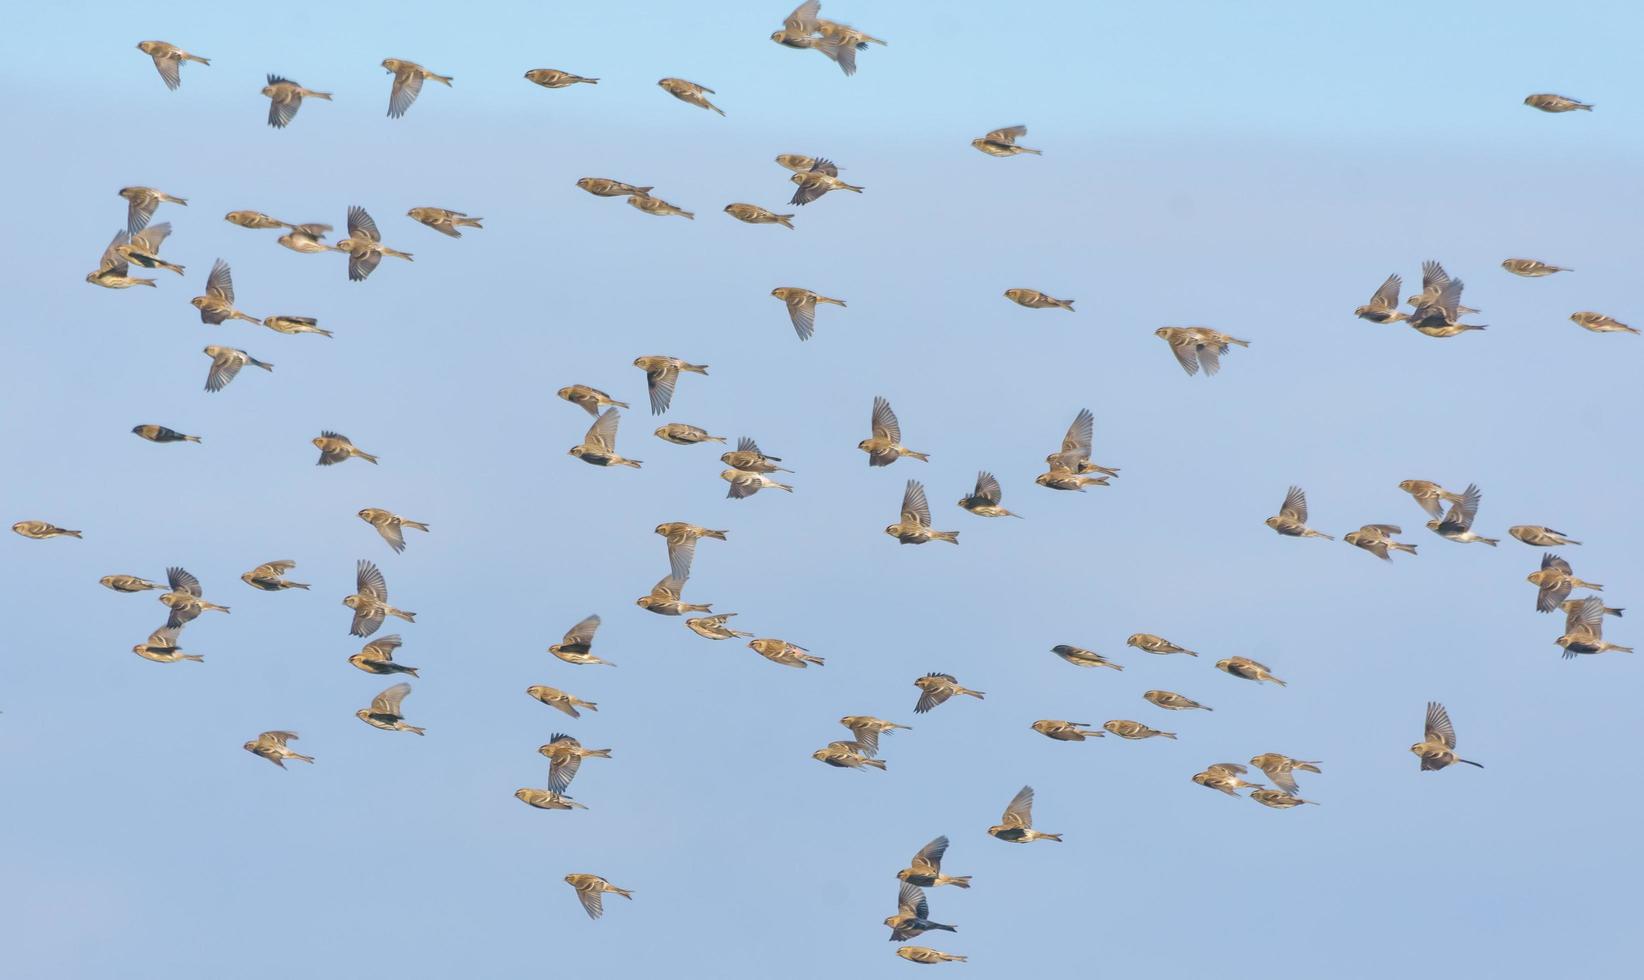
[2,1,1641,977]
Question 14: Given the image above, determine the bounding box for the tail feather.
[1161,732,1179,740]
[406,725,426,736]
[403,520,430,532]
[182,654,204,662]
[906,450,930,462]
[865,758,887,770]
[1481,537,1500,547]
[1041,832,1063,841]
[292,753,315,764]
[457,216,484,228]
[947,876,972,889]
[183,435,202,443]
[935,530,959,544]
[311,91,334,101]
[359,452,380,464]
[587,748,613,758]
[394,609,417,622]
[704,529,729,540]
[963,689,985,700]
[432,74,454,85]
[777,215,795,229]
[188,55,211,65]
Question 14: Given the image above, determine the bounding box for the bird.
[655,522,727,581]
[1408,279,1487,337]
[1031,719,1104,741]
[813,740,884,770]
[158,566,229,628]
[223,210,293,230]
[243,731,313,769]
[771,286,846,341]
[1527,553,1602,613]
[550,615,614,666]
[406,207,483,238]
[12,520,80,540]
[1524,93,1592,112]
[515,788,587,811]
[686,614,753,640]
[137,41,209,90]
[131,626,202,664]
[118,187,187,235]
[654,423,725,446]
[526,69,599,88]
[313,432,379,466]
[1397,479,1465,520]
[724,203,795,228]
[1265,486,1333,540]
[720,437,790,473]
[576,177,650,197]
[1569,312,1639,335]
[558,384,630,416]
[626,194,694,219]
[897,947,967,965]
[1411,701,1483,770]
[527,685,597,719]
[1216,656,1286,686]
[344,560,415,638]
[1103,719,1176,740]
[1003,288,1074,312]
[775,153,832,173]
[1051,644,1122,670]
[859,396,929,466]
[884,882,957,942]
[113,222,184,275]
[261,74,331,128]
[1425,484,1498,546]
[749,638,824,668]
[841,716,912,747]
[1510,525,1581,547]
[1126,634,1197,657]
[1249,753,1322,796]
[896,836,970,889]
[261,315,332,338]
[1556,597,1633,659]
[635,575,711,616]
[100,574,164,593]
[191,259,261,325]
[1192,763,1264,797]
[564,874,633,920]
[789,161,863,205]
[886,480,958,545]
[348,635,419,677]
[569,408,642,468]
[382,59,451,118]
[1501,258,1570,277]
[85,231,155,289]
[723,468,794,498]
[1250,789,1319,808]
[357,509,430,554]
[275,223,341,254]
[770,3,865,76]
[971,125,1041,156]
[987,785,1060,842]
[1154,326,1250,376]
[356,682,424,735]
[657,77,724,115]
[1560,597,1623,620]
[1405,261,1481,314]
[539,734,612,795]
[337,206,413,282]
[240,560,310,592]
[1044,408,1119,478]
[634,356,709,414]
[1035,467,1108,492]
[1143,690,1212,711]
[913,673,983,714]
[1353,274,1406,323]
[132,424,200,444]
[957,471,1021,519]
[1344,524,1417,561]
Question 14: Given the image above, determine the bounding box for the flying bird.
[137,41,209,90]
[407,207,483,238]
[884,883,956,942]
[344,560,415,638]
[1343,524,1416,561]
[191,259,260,325]
[686,614,753,640]
[1103,719,1176,740]
[337,206,413,282]
[132,424,200,445]
[1556,596,1633,658]
[1216,656,1286,686]
[957,471,1021,519]
[896,836,970,889]
[114,222,184,275]
[655,522,727,581]
[724,203,795,228]
[1397,479,1465,520]
[626,194,694,219]
[558,384,630,416]
[357,509,430,554]
[770,286,846,341]
[1193,763,1264,797]
[971,125,1040,156]
[349,635,419,677]
[1569,312,1638,335]
[1425,484,1498,546]
[550,615,614,666]
[85,232,155,289]
[200,343,274,389]
[1265,486,1333,540]
[382,59,451,118]
[886,480,958,544]
[313,431,379,466]
[1249,753,1322,796]
[635,575,711,616]
[569,408,642,468]
[565,874,633,920]
[913,673,983,714]
[262,74,331,128]
[897,948,967,965]
[1154,326,1250,376]
[634,356,708,414]
[159,566,229,628]
[527,685,598,719]
[1411,701,1483,770]
[1142,690,1211,711]
[789,160,863,205]
[576,177,650,197]
[1509,525,1580,547]
[749,638,824,668]
[657,77,724,115]
[1031,719,1104,741]
[1353,274,1406,323]
[987,785,1060,842]
[131,626,202,664]
[526,69,599,88]
[356,682,425,735]
[1004,288,1073,312]
[1527,553,1602,613]
[240,560,309,592]
[243,731,313,769]
[1524,93,1592,112]
[859,396,929,466]
[1051,644,1122,669]
[1501,258,1570,277]
[119,186,187,235]
[1126,634,1197,657]
[539,734,612,795]
[654,422,725,446]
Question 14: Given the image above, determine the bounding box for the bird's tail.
[1271,677,1289,687]
[704,529,730,540]
[289,582,311,590]
[620,458,643,468]
[161,261,186,275]
[1057,299,1075,311]
[612,886,635,899]
[1296,762,1323,773]
[864,758,887,770]
[678,209,696,219]
[65,530,84,538]
[1394,542,1418,554]
[238,313,263,326]
[1612,644,1635,654]
[802,654,825,667]
[314,327,335,337]
[633,186,652,195]
[906,450,930,462]
[774,481,795,493]
[1228,336,1252,347]
[311,91,334,100]
[945,876,972,889]
[932,923,957,933]
[1459,758,1484,768]
[181,653,204,662]
[359,451,380,464]
[1160,731,1179,740]
[1578,580,1603,591]
[1040,832,1063,842]
[1022,148,1044,155]
[1313,531,1337,541]
[392,609,417,622]
[183,434,202,443]
[1611,608,1624,618]
[251,358,274,371]
[292,752,315,764]
[586,748,613,758]
[403,520,430,532]
[820,296,847,307]
[457,216,483,228]
[933,530,959,544]
[962,688,985,700]
[388,249,414,261]
[187,54,210,65]
[683,363,710,375]
[209,603,231,614]
[710,105,725,117]
[1578,104,1594,111]
[406,725,426,736]
[136,279,158,287]
[1480,536,1500,547]
[432,74,454,85]
[687,603,712,613]
[843,183,865,192]
[776,214,796,229]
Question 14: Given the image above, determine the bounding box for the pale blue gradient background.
[2,1,1641,977]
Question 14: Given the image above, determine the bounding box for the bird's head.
[634,596,653,610]
[1263,516,1282,530]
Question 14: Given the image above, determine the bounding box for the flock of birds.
[9,3,1627,966]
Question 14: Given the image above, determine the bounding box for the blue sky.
[2,1,1641,977]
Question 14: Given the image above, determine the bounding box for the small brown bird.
[569,408,642,468]
[132,424,200,444]
[1557,596,1633,658]
[114,222,184,275]
[654,423,725,446]
[655,522,727,581]
[349,635,418,676]
[720,437,790,473]
[634,356,709,414]
[1509,525,1580,547]
[686,613,752,640]
[243,731,312,769]
[313,432,378,466]
[859,396,929,466]
[958,471,1021,519]
[1528,553,1602,613]
[1051,644,1122,670]
[1397,479,1465,520]
[971,125,1040,156]
[577,177,651,197]
[1004,288,1074,312]
[159,566,229,628]
[277,223,341,254]
[565,874,633,920]
[1248,753,1322,796]
[357,508,430,554]
[1250,788,1319,808]
[1354,274,1406,323]
[887,480,958,545]
[914,673,983,714]
[1031,719,1104,742]
[550,615,613,666]
[1426,484,1498,546]
[1405,261,1482,314]
[137,41,209,91]
[1216,656,1286,686]
[724,203,795,228]
[337,206,413,282]
[100,574,163,592]
[1501,258,1570,277]
[1408,276,1486,337]
[771,3,865,75]
[771,286,846,341]
[539,734,612,795]
[527,684,597,718]
[1035,468,1108,492]
[382,59,451,118]
[558,384,630,416]
[626,193,694,219]
[813,740,883,770]
[1103,719,1176,740]
[658,77,724,115]
[240,560,310,592]
[1193,763,1264,797]
[1143,690,1212,711]
[85,231,155,289]
[1155,326,1250,376]
[131,626,202,664]
[1412,701,1483,770]
[515,788,586,811]
[775,153,832,173]
[1569,312,1638,335]
[1560,597,1623,620]
[191,260,260,326]
[526,68,599,88]
[988,785,1060,842]
[749,637,824,668]
[636,575,711,616]
[1044,408,1119,478]
[896,835,969,890]
[723,468,794,498]
[119,186,187,235]
[344,560,415,638]
[842,716,912,747]
[1126,634,1197,657]
[356,682,424,735]
[897,947,968,965]
[407,207,482,238]
[1266,486,1333,540]
[884,882,956,941]
[1344,524,1417,561]
[224,210,291,230]
[262,74,331,128]
[261,315,333,338]
[1524,93,1592,112]
[789,161,863,205]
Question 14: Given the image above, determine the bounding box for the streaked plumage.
[539,734,612,795]
[1265,486,1333,540]
[527,684,597,718]
[897,947,967,965]
[1501,258,1569,277]
[565,874,633,920]
[261,315,332,338]
[1143,690,1211,711]
[635,575,711,616]
[957,471,1021,519]
[859,396,929,466]
[813,739,883,770]
[224,210,291,230]
[132,424,200,444]
[686,613,752,640]
[886,480,958,544]
[1249,753,1322,796]
[526,69,599,88]
[577,177,651,197]
[1527,553,1602,613]
[85,231,155,289]
[343,559,415,638]
[789,162,863,205]
[100,574,163,593]
[913,673,983,714]
[515,788,587,811]
[1103,719,1176,740]
[277,223,341,254]
[1216,656,1286,686]
[313,431,378,466]
[749,637,824,668]
[1051,644,1122,670]
[884,882,956,941]
[1251,788,1319,808]
[159,566,229,628]
[349,635,419,677]
[1397,479,1464,520]
[1425,483,1498,546]
[634,356,708,414]
[770,3,861,76]
[243,731,312,768]
[987,785,1060,842]
[119,186,187,235]
[114,222,184,275]
[569,408,642,468]
[382,59,451,118]
[337,206,413,282]
[132,626,202,664]
[558,384,630,416]
[655,522,727,581]
[724,203,794,228]
[842,716,911,748]
[971,124,1040,156]
[357,508,430,554]
[771,286,846,341]
[191,259,260,326]
[1411,701,1483,770]
[1126,633,1197,657]
[240,560,310,592]
[1031,719,1104,741]
[1524,93,1592,112]
[356,681,424,735]
[1569,311,1639,335]
[1354,274,1406,323]
[723,468,794,498]
[1043,408,1118,478]
[261,74,332,128]
[1557,596,1633,658]
[654,422,725,446]
[626,193,694,219]
[550,614,614,666]
[137,41,209,91]
[720,436,790,473]
[896,835,969,889]
[1154,326,1250,376]
[1004,288,1073,311]
[657,77,724,115]
[1509,525,1580,547]
[1193,763,1263,796]
[407,207,482,238]
[1344,524,1417,561]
